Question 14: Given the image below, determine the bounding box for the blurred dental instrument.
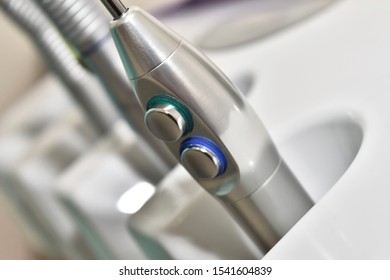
[0,0,118,135]
[33,0,177,180]
[1,0,173,182]
[0,0,168,258]
[0,0,117,258]
[56,125,152,260]
[101,0,314,253]
[12,108,99,259]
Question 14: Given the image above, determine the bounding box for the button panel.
[137,75,239,195]
[143,93,235,188]
[180,137,227,179]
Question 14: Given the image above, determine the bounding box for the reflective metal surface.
[145,104,186,142]
[180,146,221,179]
[110,7,182,79]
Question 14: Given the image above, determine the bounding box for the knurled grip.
[34,0,109,54]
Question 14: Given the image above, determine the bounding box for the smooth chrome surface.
[0,0,118,134]
[108,5,314,253]
[180,146,221,179]
[110,7,182,80]
[223,160,313,251]
[34,0,178,177]
[145,104,186,142]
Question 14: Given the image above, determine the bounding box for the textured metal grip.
[0,0,118,133]
[34,0,109,54]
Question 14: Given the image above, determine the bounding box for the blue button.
[180,137,227,178]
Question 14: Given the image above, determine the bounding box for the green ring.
[146,95,194,134]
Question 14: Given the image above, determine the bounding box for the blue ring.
[180,136,227,176]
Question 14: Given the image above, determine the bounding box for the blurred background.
[0,2,45,259]
[0,0,183,259]
[0,0,187,111]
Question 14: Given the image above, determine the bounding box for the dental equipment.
[101,0,314,252]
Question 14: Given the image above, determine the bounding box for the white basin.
[276,111,363,203]
[161,0,390,259]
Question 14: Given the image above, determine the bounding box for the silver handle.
[102,0,314,253]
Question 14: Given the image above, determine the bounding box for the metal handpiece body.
[106,5,313,252]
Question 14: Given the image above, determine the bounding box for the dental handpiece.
[101,1,314,252]
[0,0,118,134]
[33,0,177,174]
